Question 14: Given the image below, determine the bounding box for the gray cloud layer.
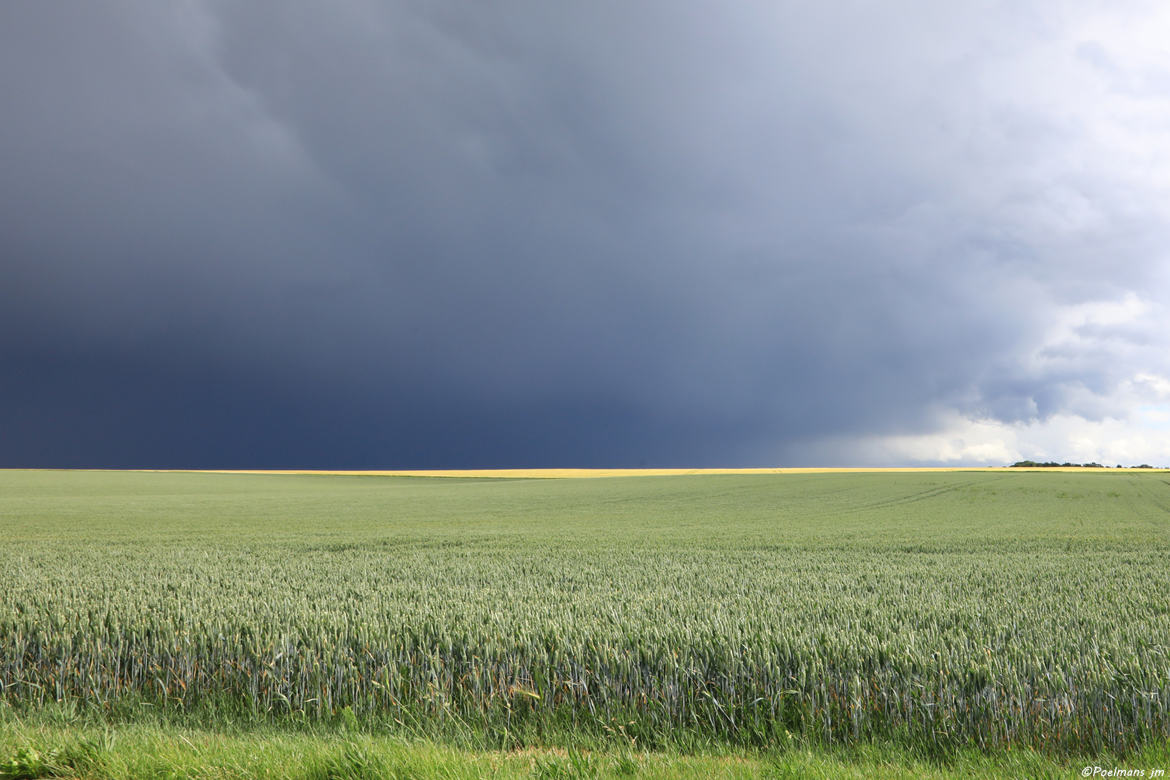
[3,1,1169,467]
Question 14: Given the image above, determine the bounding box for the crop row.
[3,545,1168,753]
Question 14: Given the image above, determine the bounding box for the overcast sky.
[3,1,1169,468]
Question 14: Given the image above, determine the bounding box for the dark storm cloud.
[3,1,1169,467]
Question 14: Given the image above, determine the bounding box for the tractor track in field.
[1140,479,1170,516]
[831,475,1005,517]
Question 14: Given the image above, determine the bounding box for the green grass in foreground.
[2,469,1170,771]
[5,714,1162,779]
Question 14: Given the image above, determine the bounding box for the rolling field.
[2,468,1170,774]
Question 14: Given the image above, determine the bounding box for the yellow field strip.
[109,466,1161,479]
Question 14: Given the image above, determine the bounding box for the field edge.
[3,717,1160,780]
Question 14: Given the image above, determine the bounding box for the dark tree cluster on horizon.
[1010,461,1161,469]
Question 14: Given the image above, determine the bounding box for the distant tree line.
[1010,461,1157,469]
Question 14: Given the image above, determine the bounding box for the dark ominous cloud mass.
[3,1,1170,468]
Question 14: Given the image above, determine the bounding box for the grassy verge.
[3,715,1164,779]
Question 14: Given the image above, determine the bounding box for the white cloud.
[808,403,1170,467]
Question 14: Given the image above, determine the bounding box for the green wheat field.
[2,468,1169,778]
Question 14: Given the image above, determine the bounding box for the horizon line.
[5,466,1166,478]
